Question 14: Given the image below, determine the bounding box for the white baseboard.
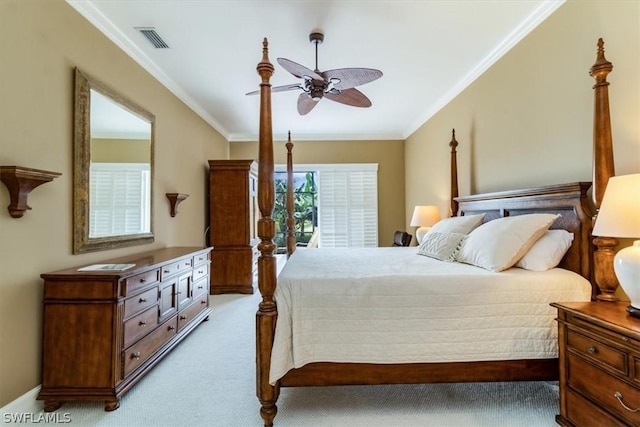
[0,386,42,417]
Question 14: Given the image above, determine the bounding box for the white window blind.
[316,164,378,248]
[89,163,151,237]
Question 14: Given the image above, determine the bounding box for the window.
[89,163,151,237]
[274,163,378,248]
[273,171,317,251]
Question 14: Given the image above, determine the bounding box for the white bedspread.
[269,247,592,384]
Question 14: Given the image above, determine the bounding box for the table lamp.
[410,205,441,244]
[592,173,640,316]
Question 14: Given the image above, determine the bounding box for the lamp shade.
[592,173,640,312]
[410,205,441,227]
[410,205,441,244]
[592,173,640,238]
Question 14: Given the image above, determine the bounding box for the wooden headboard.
[456,182,595,297]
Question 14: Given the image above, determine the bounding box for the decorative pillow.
[417,232,466,261]
[456,213,559,272]
[515,230,574,271]
[426,214,485,236]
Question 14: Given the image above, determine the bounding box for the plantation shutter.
[317,164,378,247]
[90,163,150,237]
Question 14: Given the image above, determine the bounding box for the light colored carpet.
[26,291,560,426]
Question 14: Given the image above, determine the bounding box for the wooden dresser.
[37,247,212,412]
[552,302,640,426]
[208,159,259,294]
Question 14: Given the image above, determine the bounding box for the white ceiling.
[67,0,563,142]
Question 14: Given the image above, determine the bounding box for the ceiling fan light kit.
[246,32,382,115]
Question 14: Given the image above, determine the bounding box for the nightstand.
[552,302,640,426]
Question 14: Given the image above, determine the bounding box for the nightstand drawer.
[565,387,626,427]
[567,329,627,375]
[568,353,640,425]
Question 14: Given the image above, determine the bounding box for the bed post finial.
[255,37,280,426]
[286,132,296,257]
[589,38,619,302]
[589,37,615,209]
[449,129,459,217]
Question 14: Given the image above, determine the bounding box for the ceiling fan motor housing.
[309,32,324,45]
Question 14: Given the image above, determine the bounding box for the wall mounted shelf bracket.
[0,166,62,218]
[166,193,189,217]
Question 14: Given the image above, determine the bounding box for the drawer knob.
[179,315,187,320]
[131,351,141,360]
[139,297,147,303]
[139,278,146,283]
[139,321,147,326]
[614,391,640,413]
[201,299,206,305]
[587,346,597,354]
[164,269,170,273]
[168,325,175,331]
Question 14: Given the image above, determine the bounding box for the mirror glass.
[73,68,155,254]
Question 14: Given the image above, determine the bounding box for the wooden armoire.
[207,159,258,294]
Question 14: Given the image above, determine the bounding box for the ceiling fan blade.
[324,88,372,108]
[322,68,383,90]
[245,83,302,96]
[277,58,324,81]
[297,93,319,115]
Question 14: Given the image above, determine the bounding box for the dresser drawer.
[192,263,208,283]
[177,298,208,331]
[192,277,208,299]
[123,317,177,377]
[565,386,626,427]
[567,329,627,375]
[123,287,158,319]
[568,353,640,425]
[122,269,160,296]
[193,252,209,266]
[123,306,158,347]
[160,258,193,280]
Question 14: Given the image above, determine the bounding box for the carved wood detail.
[449,129,459,217]
[589,38,618,301]
[255,38,279,427]
[285,132,295,258]
[165,193,188,217]
[0,166,61,218]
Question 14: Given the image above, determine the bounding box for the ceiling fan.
[246,32,383,115]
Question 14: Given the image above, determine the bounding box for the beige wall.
[91,138,151,163]
[405,0,639,226]
[230,139,406,246]
[0,0,228,407]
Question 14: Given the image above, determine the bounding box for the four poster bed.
[253,39,618,426]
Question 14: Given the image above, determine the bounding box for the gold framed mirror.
[73,68,155,254]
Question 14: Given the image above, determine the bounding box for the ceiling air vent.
[135,27,169,49]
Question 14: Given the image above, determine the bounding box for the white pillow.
[456,213,559,272]
[427,214,485,236]
[417,232,466,261]
[515,230,574,271]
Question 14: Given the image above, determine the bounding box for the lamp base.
[627,305,640,319]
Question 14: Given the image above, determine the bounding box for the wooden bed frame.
[254,38,617,426]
